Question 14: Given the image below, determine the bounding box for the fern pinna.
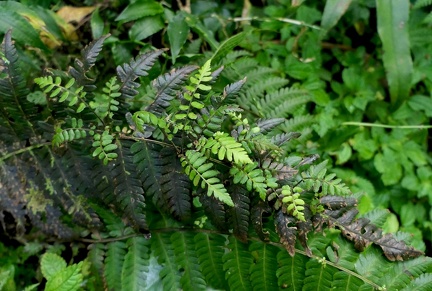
[1,31,432,290]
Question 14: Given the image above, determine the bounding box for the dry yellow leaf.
[56,6,96,24]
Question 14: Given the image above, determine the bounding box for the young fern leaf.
[52,118,87,146]
[90,76,121,121]
[180,150,233,206]
[203,132,253,164]
[35,76,88,113]
[230,162,269,200]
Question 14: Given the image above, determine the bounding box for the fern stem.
[343,121,432,129]
[255,238,383,290]
[226,16,321,30]
[0,142,50,162]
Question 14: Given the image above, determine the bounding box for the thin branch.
[343,121,432,129]
[0,142,51,162]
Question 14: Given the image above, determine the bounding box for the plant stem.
[343,121,432,129]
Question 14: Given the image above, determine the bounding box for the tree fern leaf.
[87,243,106,289]
[194,233,227,289]
[160,147,192,220]
[199,193,228,231]
[117,49,165,99]
[211,132,253,164]
[249,241,279,291]
[146,65,198,116]
[121,237,150,291]
[303,259,335,290]
[223,236,253,290]
[239,77,289,111]
[227,184,250,243]
[151,232,181,291]
[131,141,165,210]
[331,271,364,290]
[274,210,297,256]
[104,241,127,291]
[257,87,311,118]
[111,140,147,230]
[251,200,271,242]
[355,248,392,285]
[276,249,308,290]
[254,118,286,134]
[401,273,432,291]
[171,232,206,290]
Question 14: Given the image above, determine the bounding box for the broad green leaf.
[91,7,104,39]
[115,0,164,22]
[0,8,48,51]
[184,14,219,50]
[376,0,413,106]
[167,12,189,64]
[320,0,353,34]
[41,253,67,281]
[130,16,165,41]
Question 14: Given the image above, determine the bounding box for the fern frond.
[223,236,253,290]
[52,118,87,146]
[70,34,110,91]
[117,49,165,99]
[401,273,432,291]
[222,77,247,104]
[87,243,106,289]
[303,259,335,290]
[121,237,150,291]
[108,140,147,230]
[181,149,233,206]
[151,232,181,290]
[104,241,127,291]
[146,65,197,116]
[230,162,268,200]
[277,249,308,289]
[195,105,241,137]
[171,232,207,290]
[204,132,253,164]
[194,233,226,289]
[227,184,250,242]
[249,241,279,290]
[414,0,432,8]
[257,87,311,118]
[0,30,35,140]
[331,271,364,290]
[199,193,228,231]
[160,148,192,220]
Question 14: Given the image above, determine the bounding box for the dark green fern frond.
[70,34,110,91]
[194,233,227,290]
[111,140,147,230]
[199,193,228,231]
[171,232,207,290]
[121,237,150,290]
[130,141,165,210]
[0,30,35,140]
[117,49,165,99]
[227,184,250,243]
[160,147,192,221]
[249,241,279,291]
[146,65,198,116]
[222,77,247,104]
[223,236,253,290]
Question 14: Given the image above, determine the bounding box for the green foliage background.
[1,0,432,290]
